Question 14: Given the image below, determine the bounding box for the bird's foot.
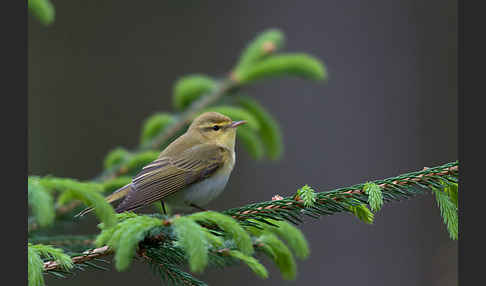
[160,200,167,215]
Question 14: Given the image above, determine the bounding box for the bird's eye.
[212,125,220,131]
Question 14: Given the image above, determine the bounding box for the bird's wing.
[115,144,230,212]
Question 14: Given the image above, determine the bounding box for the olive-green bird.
[77,112,246,216]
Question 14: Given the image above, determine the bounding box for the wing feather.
[115,144,229,212]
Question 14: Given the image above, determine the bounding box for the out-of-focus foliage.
[28,243,73,286]
[28,0,55,25]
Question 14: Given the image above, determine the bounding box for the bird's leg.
[160,200,167,215]
[190,203,208,212]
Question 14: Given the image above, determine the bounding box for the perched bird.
[77,112,246,216]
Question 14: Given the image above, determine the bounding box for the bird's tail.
[75,183,132,217]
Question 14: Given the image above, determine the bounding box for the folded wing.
[115,144,229,212]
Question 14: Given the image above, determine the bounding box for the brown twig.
[43,246,113,271]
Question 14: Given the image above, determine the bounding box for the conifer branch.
[43,246,112,271]
[41,161,458,274]
[41,236,259,272]
[225,162,458,224]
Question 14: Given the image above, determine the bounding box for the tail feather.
[75,184,132,217]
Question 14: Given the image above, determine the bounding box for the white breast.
[164,157,234,211]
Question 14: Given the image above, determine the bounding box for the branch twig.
[229,164,458,217]
[42,161,458,272]
[43,246,113,271]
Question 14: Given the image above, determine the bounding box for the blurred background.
[28,0,457,285]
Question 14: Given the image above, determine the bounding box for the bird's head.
[188,112,246,149]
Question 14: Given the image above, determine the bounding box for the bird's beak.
[230,120,246,128]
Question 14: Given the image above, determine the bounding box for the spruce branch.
[43,246,113,272]
[40,161,458,276]
[224,161,458,225]
[43,232,281,278]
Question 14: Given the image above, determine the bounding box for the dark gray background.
[28,0,457,285]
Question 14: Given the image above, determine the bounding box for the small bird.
[77,112,246,216]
